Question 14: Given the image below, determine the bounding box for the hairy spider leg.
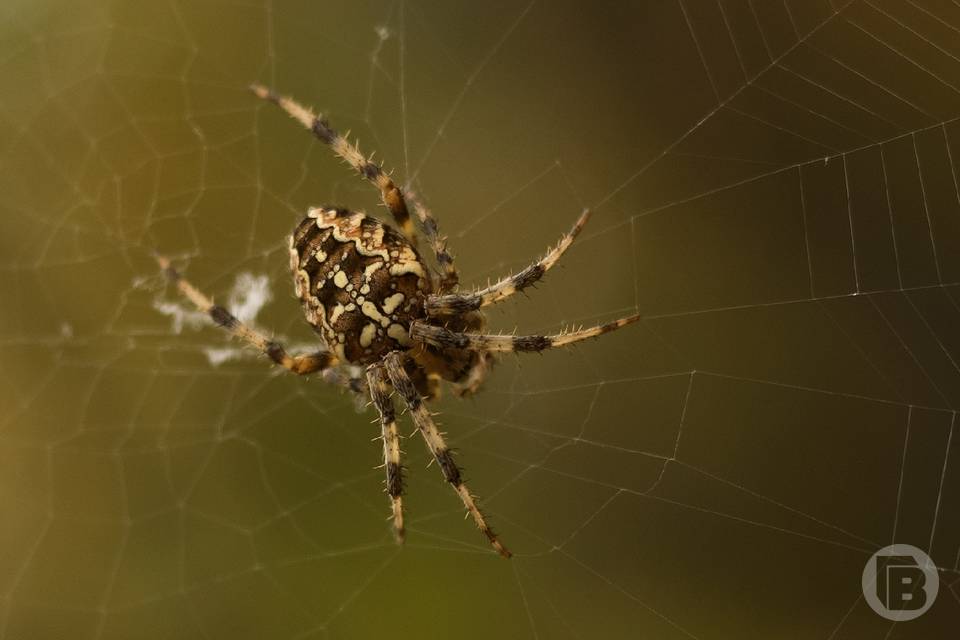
[409,312,643,353]
[383,352,511,558]
[367,364,405,542]
[401,188,459,294]
[249,83,416,242]
[425,209,592,315]
[155,255,338,375]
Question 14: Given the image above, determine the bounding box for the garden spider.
[155,84,642,558]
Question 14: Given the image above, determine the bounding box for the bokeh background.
[1,0,959,638]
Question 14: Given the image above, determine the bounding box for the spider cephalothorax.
[156,84,643,558]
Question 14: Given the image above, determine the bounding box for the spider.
[155,84,642,558]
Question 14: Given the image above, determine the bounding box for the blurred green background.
[1,0,959,638]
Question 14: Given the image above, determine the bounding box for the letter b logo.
[863,544,938,621]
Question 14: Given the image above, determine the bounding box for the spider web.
[1,0,959,638]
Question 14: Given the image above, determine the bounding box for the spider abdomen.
[290,207,430,365]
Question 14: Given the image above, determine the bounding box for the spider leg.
[155,255,337,375]
[425,209,591,315]
[402,188,459,294]
[322,366,369,397]
[366,364,405,543]
[249,84,416,245]
[451,352,497,397]
[383,351,511,558]
[410,311,642,353]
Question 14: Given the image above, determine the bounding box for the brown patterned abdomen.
[290,207,430,365]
